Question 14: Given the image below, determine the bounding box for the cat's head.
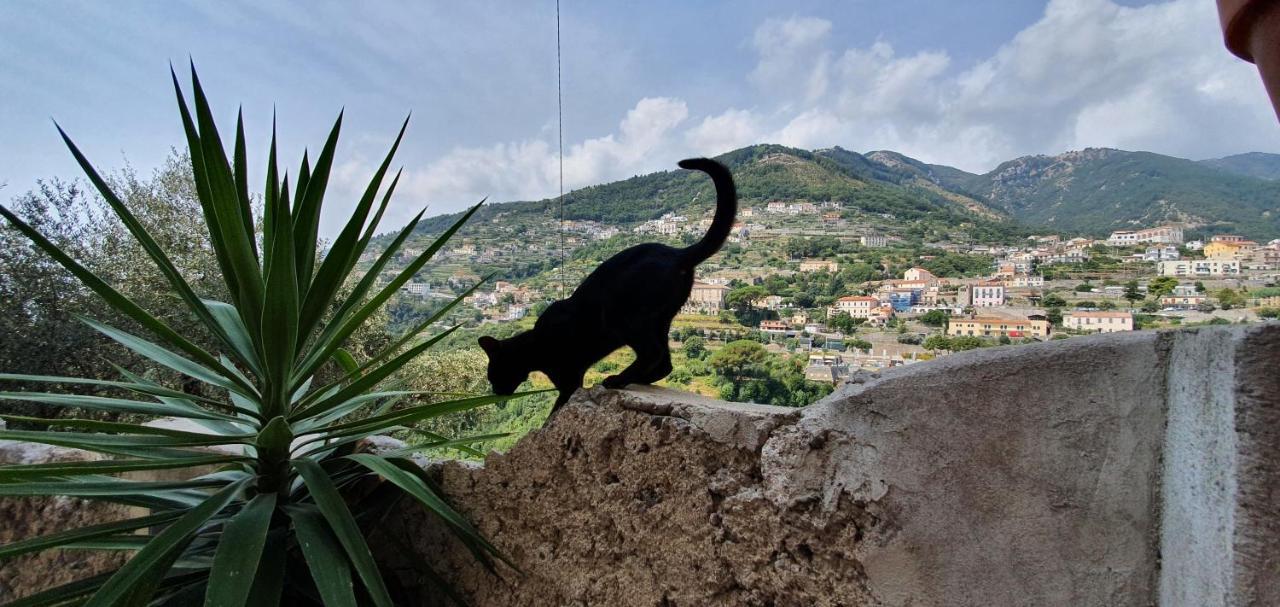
[478,335,527,395]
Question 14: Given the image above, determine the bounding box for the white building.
[1157,259,1241,277]
[1106,225,1184,246]
[1002,274,1045,289]
[400,282,430,297]
[1143,245,1180,262]
[1063,311,1134,333]
[832,296,878,319]
[859,234,887,248]
[960,281,1005,307]
[903,267,937,282]
[1040,247,1090,265]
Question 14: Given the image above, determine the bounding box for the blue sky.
[3,0,1278,236]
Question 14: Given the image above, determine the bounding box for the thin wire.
[556,0,565,298]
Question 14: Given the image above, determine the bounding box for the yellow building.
[1204,241,1243,259]
[947,315,1051,339]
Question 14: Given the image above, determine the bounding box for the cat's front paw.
[601,375,628,389]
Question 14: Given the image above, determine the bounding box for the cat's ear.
[478,336,499,354]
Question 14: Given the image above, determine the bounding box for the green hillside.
[1200,152,1280,181]
[408,144,1022,242]
[400,144,1280,249]
[950,148,1280,239]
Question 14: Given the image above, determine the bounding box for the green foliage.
[0,68,519,605]
[708,340,767,380]
[848,338,874,353]
[921,253,994,278]
[1148,276,1179,299]
[706,342,831,406]
[918,310,949,327]
[949,336,988,351]
[968,149,1280,239]
[1042,293,1067,308]
[725,285,768,314]
[1216,288,1246,310]
[784,236,843,259]
[1046,307,1064,326]
[921,335,989,352]
[1257,307,1280,319]
[681,336,707,360]
[827,312,858,334]
[1123,280,1144,304]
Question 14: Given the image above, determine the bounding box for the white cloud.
[750,16,834,103]
[329,97,689,232]
[334,0,1280,233]
[764,0,1279,171]
[686,108,765,156]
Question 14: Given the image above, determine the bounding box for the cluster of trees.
[919,253,995,278]
[1,153,393,421]
[921,335,992,352]
[705,340,832,406]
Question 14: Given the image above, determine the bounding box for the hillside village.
[372,146,1280,405]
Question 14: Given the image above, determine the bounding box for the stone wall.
[0,441,130,602]
[1,325,1276,605]
[378,324,1278,606]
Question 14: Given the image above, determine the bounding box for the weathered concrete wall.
[380,324,1279,606]
[1,325,1276,605]
[1161,325,1280,606]
[0,441,130,602]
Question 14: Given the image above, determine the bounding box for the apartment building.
[759,319,790,334]
[960,280,1006,307]
[1157,259,1241,277]
[833,296,878,319]
[946,315,1052,339]
[1063,311,1134,333]
[1106,225,1184,246]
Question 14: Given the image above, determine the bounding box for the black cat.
[478,157,736,416]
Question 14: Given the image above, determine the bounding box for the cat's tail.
[677,158,737,266]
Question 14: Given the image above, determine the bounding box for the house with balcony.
[832,296,878,319]
[959,280,1005,308]
[946,314,1051,339]
[1157,259,1241,277]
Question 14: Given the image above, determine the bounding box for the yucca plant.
[0,66,527,606]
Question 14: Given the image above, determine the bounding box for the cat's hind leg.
[602,335,672,389]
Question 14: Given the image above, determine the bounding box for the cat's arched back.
[479,158,736,417]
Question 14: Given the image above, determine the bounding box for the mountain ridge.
[402,144,1280,243]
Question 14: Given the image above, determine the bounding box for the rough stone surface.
[380,325,1279,607]
[0,442,129,602]
[1229,325,1280,605]
[2,325,1277,605]
[788,330,1168,606]
[373,386,881,606]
